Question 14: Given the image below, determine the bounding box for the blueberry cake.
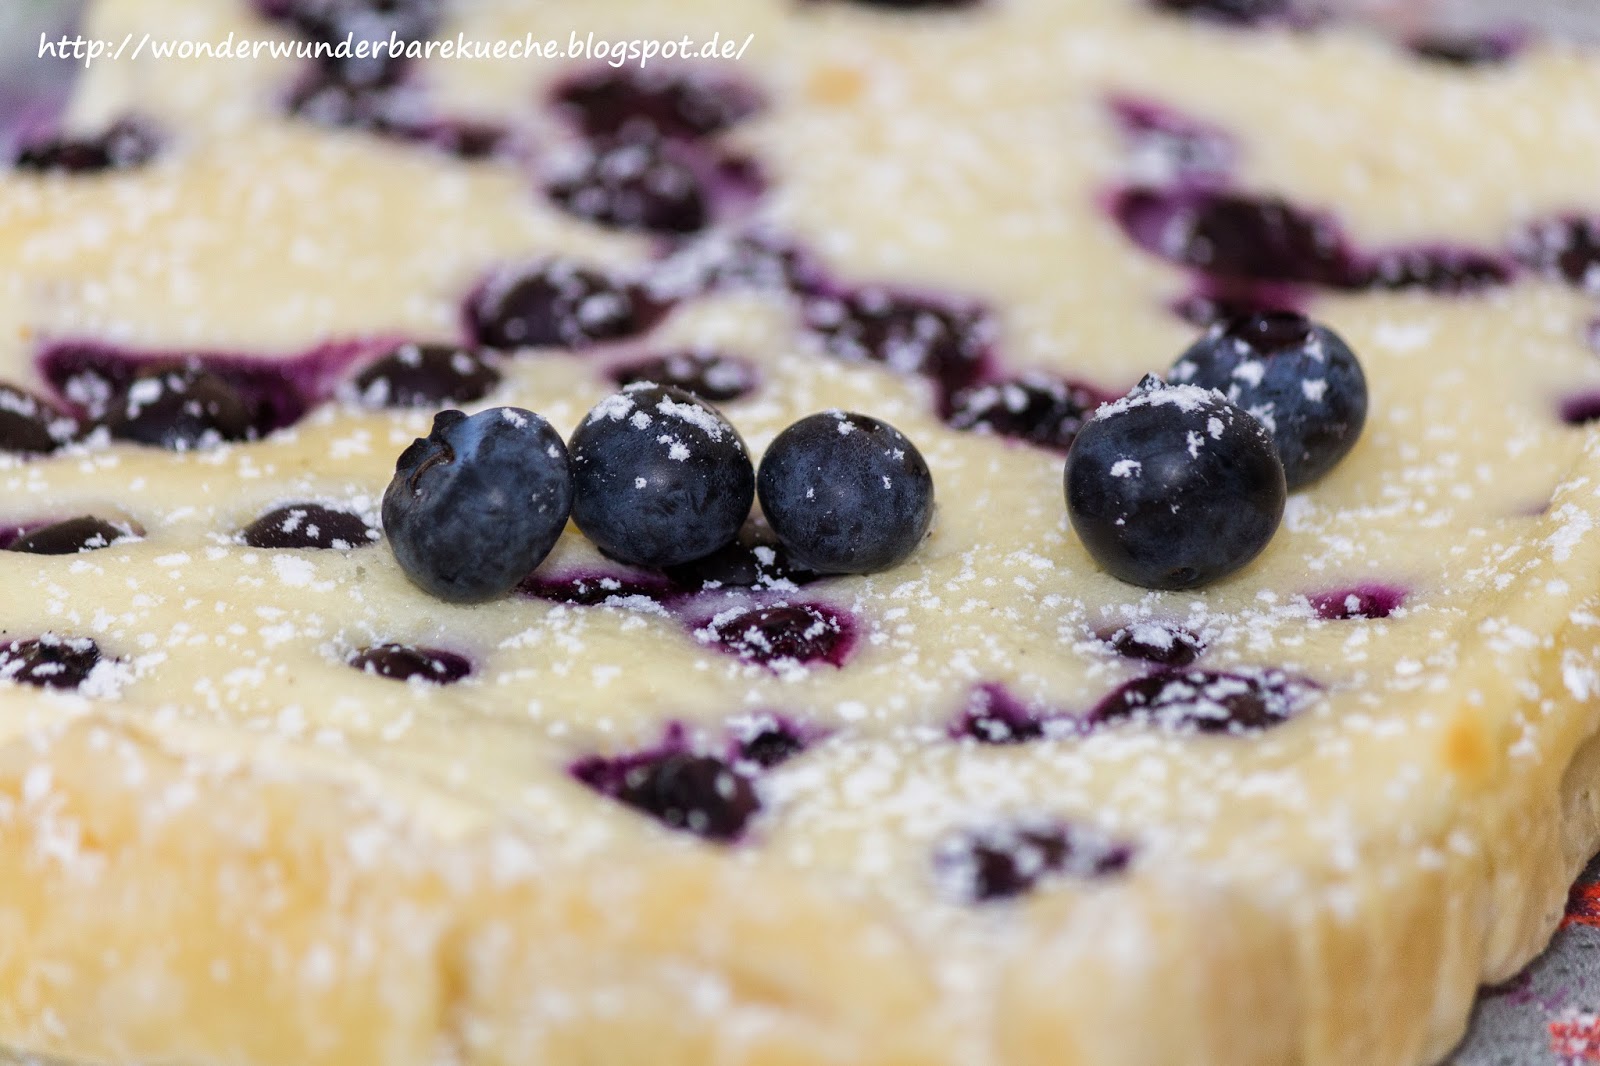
[5,1,1600,1064]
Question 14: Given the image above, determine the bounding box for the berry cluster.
[382,383,936,602]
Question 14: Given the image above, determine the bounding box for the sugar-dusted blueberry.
[1090,668,1314,733]
[661,535,820,593]
[348,343,501,408]
[1364,247,1514,293]
[945,374,1107,452]
[1102,621,1205,666]
[0,635,104,690]
[569,384,754,568]
[1308,583,1406,620]
[1106,95,1236,181]
[13,118,161,174]
[801,288,993,408]
[573,748,759,842]
[553,66,763,144]
[240,504,379,550]
[651,229,820,298]
[283,69,507,158]
[1065,375,1285,590]
[698,602,854,669]
[8,516,141,555]
[545,137,710,235]
[348,643,471,684]
[1517,217,1600,290]
[758,411,935,575]
[102,362,258,450]
[933,820,1131,904]
[732,719,811,769]
[383,407,573,602]
[609,348,759,404]
[951,683,1048,744]
[468,260,666,351]
[0,385,77,455]
[1169,311,1367,489]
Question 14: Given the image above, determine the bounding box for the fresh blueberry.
[945,374,1107,452]
[0,385,77,455]
[1102,622,1205,666]
[1065,375,1285,590]
[552,67,763,143]
[7,516,140,555]
[757,411,934,575]
[102,362,258,450]
[661,535,820,592]
[13,118,160,174]
[1308,583,1406,620]
[348,643,471,683]
[951,684,1048,744]
[468,260,667,350]
[348,343,501,408]
[1168,311,1367,489]
[609,349,759,403]
[1148,0,1287,24]
[568,383,754,568]
[573,748,759,842]
[697,602,854,669]
[545,137,710,235]
[0,635,104,690]
[240,504,379,550]
[383,407,573,602]
[1089,668,1314,733]
[933,820,1131,904]
[802,288,992,410]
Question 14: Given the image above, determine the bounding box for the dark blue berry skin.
[14,118,161,174]
[348,643,471,684]
[0,636,103,690]
[933,821,1131,904]
[468,261,666,351]
[568,384,754,568]
[757,411,935,575]
[1064,376,1285,590]
[8,516,139,555]
[1169,311,1367,490]
[102,363,258,450]
[0,384,76,455]
[348,343,501,408]
[572,748,759,842]
[240,504,378,550]
[552,67,763,144]
[383,407,573,602]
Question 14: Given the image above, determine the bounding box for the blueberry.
[383,407,573,602]
[1364,247,1513,292]
[1517,218,1600,290]
[0,635,104,690]
[1168,311,1367,489]
[698,603,854,669]
[653,230,819,298]
[1089,668,1314,733]
[257,0,440,86]
[14,118,161,174]
[573,749,759,842]
[1102,622,1205,666]
[568,384,754,568]
[951,683,1047,744]
[1407,32,1521,66]
[545,137,710,235]
[0,385,77,455]
[240,504,379,550]
[609,349,759,403]
[1308,583,1406,620]
[1148,0,1287,24]
[517,569,677,607]
[801,289,992,411]
[8,516,140,555]
[102,362,258,450]
[661,535,820,592]
[1064,375,1285,590]
[933,820,1131,904]
[348,643,471,683]
[803,0,982,9]
[757,411,934,575]
[945,374,1106,452]
[468,260,666,350]
[1106,95,1236,181]
[552,67,763,144]
[732,720,810,768]
[348,343,501,408]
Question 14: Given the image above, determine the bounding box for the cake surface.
[5,1,1600,1064]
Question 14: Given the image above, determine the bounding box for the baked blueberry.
[1169,311,1367,489]
[933,820,1131,904]
[0,635,104,690]
[102,363,258,450]
[383,407,573,602]
[1090,668,1313,733]
[7,516,140,555]
[518,568,677,606]
[1517,218,1600,290]
[732,719,811,768]
[240,504,379,550]
[552,67,763,143]
[257,0,440,86]
[1407,32,1521,66]
[545,137,710,235]
[1102,622,1205,666]
[757,411,934,575]
[1308,583,1406,620]
[661,535,820,592]
[698,602,853,669]
[568,384,754,568]
[348,343,501,408]
[13,118,160,174]
[945,374,1106,453]
[1065,376,1285,590]
[801,288,992,410]
[573,749,759,841]
[609,349,759,403]
[0,385,77,455]
[348,643,471,683]
[468,261,666,350]
[951,684,1048,744]
[1149,0,1287,23]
